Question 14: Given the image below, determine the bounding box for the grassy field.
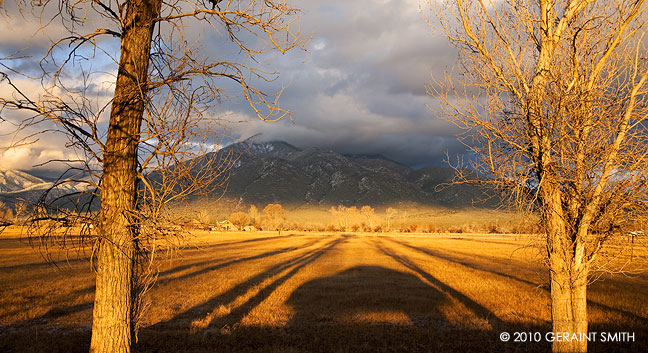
[1,228,647,352]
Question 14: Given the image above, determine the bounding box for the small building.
[215,220,237,231]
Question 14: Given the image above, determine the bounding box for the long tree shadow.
[261,263,543,352]
[6,233,644,353]
[158,237,324,282]
[205,235,348,330]
[151,235,347,331]
[4,237,326,331]
[383,236,541,288]
[139,250,550,353]
[279,265,472,352]
[4,238,326,327]
[0,256,90,271]
[2,283,96,326]
[384,236,648,326]
[180,233,307,251]
[7,236,325,327]
[286,265,450,327]
[373,238,503,329]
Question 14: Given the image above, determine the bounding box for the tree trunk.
[90,1,162,352]
[542,180,590,353]
[543,181,589,353]
[550,260,589,353]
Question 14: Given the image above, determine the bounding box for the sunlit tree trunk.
[90,1,162,352]
[536,135,590,353]
[545,191,589,352]
[550,258,589,352]
[529,25,591,351]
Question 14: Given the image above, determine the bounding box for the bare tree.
[385,207,397,232]
[361,205,375,231]
[229,211,249,228]
[0,1,303,352]
[0,201,12,227]
[13,200,26,224]
[263,202,285,233]
[329,205,348,231]
[248,204,259,225]
[345,205,361,231]
[431,1,648,352]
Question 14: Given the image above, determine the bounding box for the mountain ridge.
[0,140,496,208]
[207,139,494,207]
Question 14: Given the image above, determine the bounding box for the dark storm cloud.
[224,0,463,167]
[0,0,463,171]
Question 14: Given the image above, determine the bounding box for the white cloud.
[1,0,462,170]
[0,142,69,171]
[0,146,32,169]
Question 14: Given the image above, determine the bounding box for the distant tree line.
[182,202,541,235]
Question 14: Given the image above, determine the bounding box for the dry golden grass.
[1,226,647,352]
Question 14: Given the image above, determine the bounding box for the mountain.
[0,169,94,209]
[0,140,496,208]
[0,169,51,193]
[203,139,495,207]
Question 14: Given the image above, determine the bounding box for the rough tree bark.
[90,0,162,352]
[545,187,589,353]
[529,28,590,350]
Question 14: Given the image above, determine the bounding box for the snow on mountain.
[0,140,496,208]
[0,169,89,195]
[0,169,51,193]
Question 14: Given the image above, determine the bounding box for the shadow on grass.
[383,236,541,288]
[0,255,91,271]
[135,236,554,352]
[180,233,308,251]
[0,281,95,323]
[384,236,648,327]
[158,237,324,282]
[285,264,450,326]
[2,234,645,353]
[373,239,503,329]
[152,235,347,331]
[135,251,556,352]
[4,236,326,330]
